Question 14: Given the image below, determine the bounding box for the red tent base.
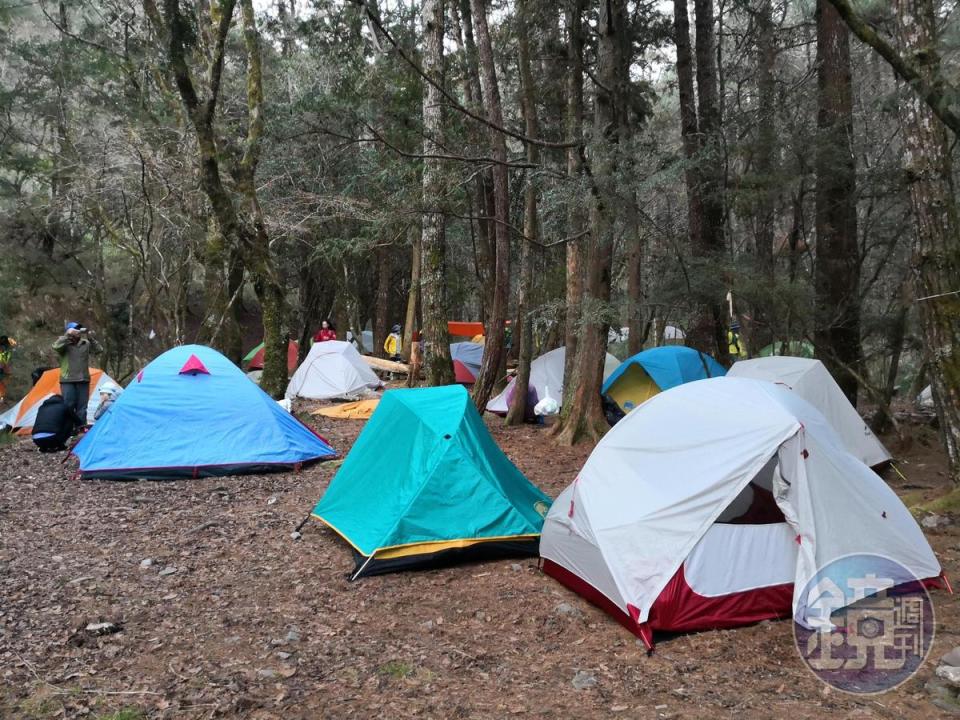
[543,559,793,650]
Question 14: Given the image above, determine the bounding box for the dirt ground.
[1,405,957,719]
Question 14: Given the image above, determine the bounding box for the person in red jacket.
[313,320,337,343]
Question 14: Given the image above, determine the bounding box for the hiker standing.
[0,335,15,403]
[53,322,102,431]
[313,320,337,342]
[384,324,402,361]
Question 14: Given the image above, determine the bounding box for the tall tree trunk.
[673,0,704,343]
[814,0,860,404]
[619,8,643,358]
[469,0,510,410]
[554,0,625,445]
[402,224,421,361]
[420,0,455,386]
[624,211,643,356]
[159,0,287,394]
[200,215,241,358]
[373,244,391,358]
[750,0,776,354]
[238,0,287,397]
[455,0,495,318]
[506,0,540,425]
[895,0,960,482]
[226,247,245,362]
[562,0,586,404]
[686,0,728,363]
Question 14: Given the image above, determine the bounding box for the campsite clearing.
[0,408,957,719]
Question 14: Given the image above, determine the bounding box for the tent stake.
[294,512,312,534]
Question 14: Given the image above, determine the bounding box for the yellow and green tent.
[312,384,551,579]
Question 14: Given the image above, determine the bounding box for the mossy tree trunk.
[554,0,625,445]
[420,0,455,386]
[156,0,288,397]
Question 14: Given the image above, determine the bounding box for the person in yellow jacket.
[384,324,402,360]
[727,321,747,359]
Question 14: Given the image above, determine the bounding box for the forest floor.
[0,402,958,719]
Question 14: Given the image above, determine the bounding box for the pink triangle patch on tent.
[179,354,210,375]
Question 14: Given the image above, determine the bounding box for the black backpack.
[32,395,73,452]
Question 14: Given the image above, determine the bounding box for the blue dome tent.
[73,345,335,479]
[603,346,726,413]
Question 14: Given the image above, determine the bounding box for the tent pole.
[349,554,376,582]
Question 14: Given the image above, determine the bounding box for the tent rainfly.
[450,341,484,384]
[602,345,726,414]
[243,340,299,374]
[727,356,891,467]
[72,345,335,479]
[285,341,382,401]
[0,368,115,435]
[487,347,621,416]
[540,377,942,649]
[312,384,552,578]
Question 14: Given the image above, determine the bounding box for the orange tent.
[0,368,108,435]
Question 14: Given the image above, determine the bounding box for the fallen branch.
[363,356,410,374]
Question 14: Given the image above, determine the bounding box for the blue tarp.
[72,344,335,479]
[602,346,726,395]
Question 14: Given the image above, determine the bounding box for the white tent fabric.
[486,347,621,414]
[727,356,891,467]
[0,372,117,430]
[285,341,382,400]
[541,377,939,630]
[917,385,934,409]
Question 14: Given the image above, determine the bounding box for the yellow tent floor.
[312,398,380,420]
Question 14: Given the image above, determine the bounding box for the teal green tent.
[758,340,814,358]
[312,384,551,578]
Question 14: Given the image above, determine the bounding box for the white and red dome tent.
[285,341,382,401]
[727,356,891,467]
[540,377,941,650]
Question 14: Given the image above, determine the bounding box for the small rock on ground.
[572,670,597,690]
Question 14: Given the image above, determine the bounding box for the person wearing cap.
[93,380,122,421]
[53,322,103,431]
[384,324,403,361]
